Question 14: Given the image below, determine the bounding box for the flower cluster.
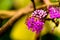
[26,10,47,33]
[48,6,60,19]
[26,17,44,33]
[25,6,60,33]
[31,10,47,19]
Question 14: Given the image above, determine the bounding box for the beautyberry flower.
[31,10,47,19]
[26,16,44,33]
[48,6,60,19]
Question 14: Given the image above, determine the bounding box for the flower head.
[31,10,47,19]
[26,16,44,33]
[48,6,60,19]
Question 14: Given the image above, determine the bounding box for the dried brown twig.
[0,1,59,34]
[0,3,33,34]
[0,10,15,19]
[0,2,59,19]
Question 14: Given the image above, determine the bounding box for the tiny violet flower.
[48,6,60,19]
[26,16,44,33]
[25,9,47,33]
[31,10,47,19]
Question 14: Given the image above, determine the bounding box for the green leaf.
[0,0,13,10]
[41,33,60,40]
[50,0,58,2]
[10,15,36,40]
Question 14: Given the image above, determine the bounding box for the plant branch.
[0,2,59,34]
[0,2,59,19]
[0,10,15,19]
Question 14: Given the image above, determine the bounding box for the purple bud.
[48,6,60,19]
[31,10,47,19]
[26,16,44,33]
